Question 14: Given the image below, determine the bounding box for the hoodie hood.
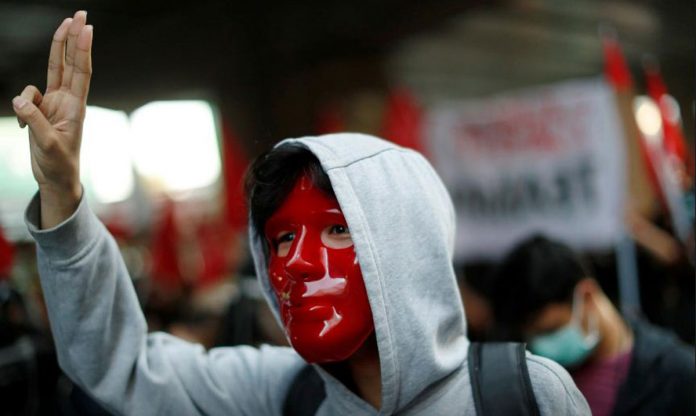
[249,133,468,413]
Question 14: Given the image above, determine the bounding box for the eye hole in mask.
[274,224,353,257]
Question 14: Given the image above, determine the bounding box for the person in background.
[486,235,695,416]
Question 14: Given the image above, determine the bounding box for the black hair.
[245,143,334,254]
[487,235,591,332]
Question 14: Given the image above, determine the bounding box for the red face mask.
[265,175,374,363]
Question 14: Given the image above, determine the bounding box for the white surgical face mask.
[528,288,599,368]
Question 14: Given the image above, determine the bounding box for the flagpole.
[615,234,641,318]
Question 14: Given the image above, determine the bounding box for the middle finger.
[61,11,87,89]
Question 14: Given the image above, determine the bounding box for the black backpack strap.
[283,365,326,416]
[468,342,540,416]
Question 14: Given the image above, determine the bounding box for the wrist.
[38,182,83,229]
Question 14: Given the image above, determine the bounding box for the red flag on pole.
[643,59,692,174]
[602,31,660,210]
[601,29,646,316]
[602,34,633,92]
[638,60,693,243]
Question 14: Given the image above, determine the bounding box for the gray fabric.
[27,132,590,415]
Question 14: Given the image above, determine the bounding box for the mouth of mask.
[528,289,599,368]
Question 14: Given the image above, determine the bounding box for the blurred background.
[0,0,693,414]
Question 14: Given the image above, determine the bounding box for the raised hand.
[12,11,93,229]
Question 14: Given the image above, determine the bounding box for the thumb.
[12,96,53,142]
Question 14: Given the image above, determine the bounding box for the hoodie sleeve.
[25,192,303,416]
[526,354,591,416]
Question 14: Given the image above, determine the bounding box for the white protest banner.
[428,78,626,261]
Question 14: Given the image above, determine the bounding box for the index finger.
[46,17,72,93]
[70,25,93,100]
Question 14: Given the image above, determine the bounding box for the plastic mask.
[265,175,374,363]
[528,288,600,368]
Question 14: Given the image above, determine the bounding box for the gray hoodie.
[26,133,590,415]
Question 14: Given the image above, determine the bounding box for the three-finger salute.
[12,11,93,229]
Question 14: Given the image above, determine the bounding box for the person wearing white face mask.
[525,284,602,368]
[484,235,694,416]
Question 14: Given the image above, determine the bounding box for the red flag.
[380,89,427,156]
[643,59,692,174]
[149,199,183,289]
[602,33,633,92]
[602,31,661,205]
[221,121,249,231]
[0,224,14,279]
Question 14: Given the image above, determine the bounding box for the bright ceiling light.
[0,117,34,201]
[130,100,221,193]
[82,106,135,204]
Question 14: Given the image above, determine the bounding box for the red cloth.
[380,89,427,156]
[221,122,249,231]
[602,33,661,198]
[602,35,633,92]
[314,89,426,156]
[644,62,691,173]
[0,225,14,279]
[149,200,183,289]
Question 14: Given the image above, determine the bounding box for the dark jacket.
[613,318,695,416]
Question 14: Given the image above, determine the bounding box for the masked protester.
[486,236,695,416]
[526,285,601,368]
[13,12,591,415]
[260,172,373,364]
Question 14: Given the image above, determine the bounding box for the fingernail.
[12,96,27,109]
